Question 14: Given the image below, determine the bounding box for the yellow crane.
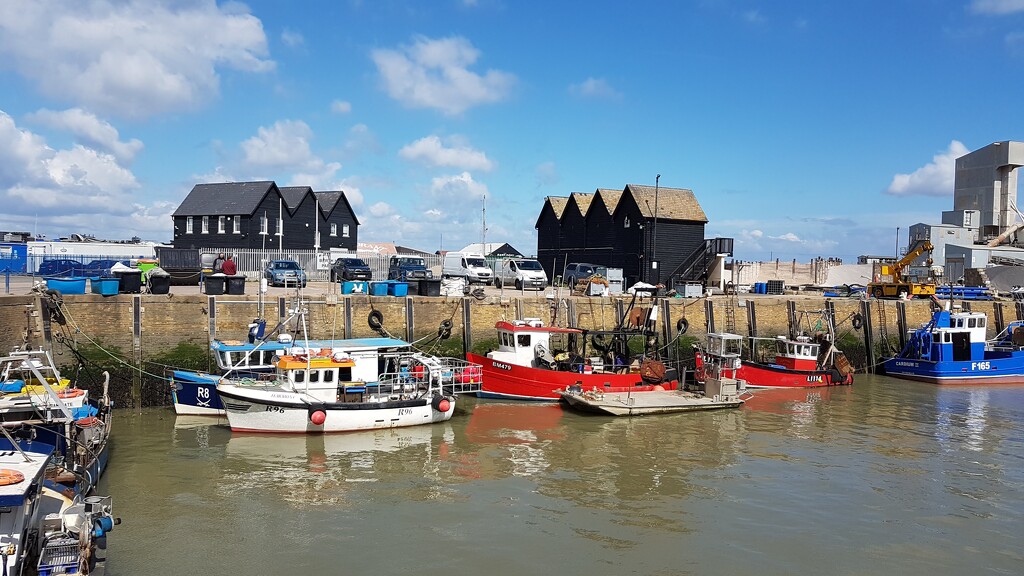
[867,240,936,299]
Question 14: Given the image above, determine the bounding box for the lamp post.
[896,227,900,258]
[653,174,660,284]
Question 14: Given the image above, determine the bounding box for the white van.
[495,258,548,290]
[442,252,493,285]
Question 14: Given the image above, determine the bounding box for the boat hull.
[171,371,225,416]
[695,355,852,388]
[467,352,676,401]
[881,357,1024,385]
[558,389,743,416]
[218,385,454,433]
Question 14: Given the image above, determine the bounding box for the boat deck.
[558,389,743,416]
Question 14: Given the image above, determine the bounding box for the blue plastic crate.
[388,282,409,297]
[45,277,87,295]
[369,282,389,296]
[342,281,368,294]
[89,276,119,296]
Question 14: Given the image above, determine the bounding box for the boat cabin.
[488,319,585,371]
[771,335,821,371]
[910,310,986,362]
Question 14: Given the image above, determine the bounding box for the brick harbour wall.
[2,292,1010,409]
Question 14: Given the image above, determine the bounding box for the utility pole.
[653,174,660,284]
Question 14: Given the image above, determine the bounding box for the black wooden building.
[171,181,360,251]
[535,183,712,286]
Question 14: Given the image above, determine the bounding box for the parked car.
[388,256,433,281]
[330,257,372,282]
[495,258,548,290]
[264,259,307,287]
[562,262,598,288]
[442,252,493,285]
[38,258,86,277]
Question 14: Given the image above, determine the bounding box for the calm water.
[100,375,1024,576]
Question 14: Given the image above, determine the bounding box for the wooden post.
[462,297,473,355]
[207,295,217,349]
[786,300,798,339]
[660,299,672,349]
[278,297,287,326]
[861,299,875,373]
[746,300,757,337]
[1016,301,1024,322]
[405,296,415,342]
[994,302,1005,336]
[516,298,524,321]
[824,299,836,337]
[895,300,907,352]
[704,298,716,334]
[567,300,578,328]
[343,297,353,338]
[133,294,142,412]
[614,299,625,328]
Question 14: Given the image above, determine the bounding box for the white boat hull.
[217,384,454,433]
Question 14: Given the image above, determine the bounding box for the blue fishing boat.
[881,303,1024,384]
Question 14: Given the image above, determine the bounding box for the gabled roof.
[624,184,708,222]
[173,181,277,216]
[568,192,595,217]
[547,196,569,219]
[458,242,523,257]
[594,188,623,215]
[278,186,313,213]
[314,191,361,225]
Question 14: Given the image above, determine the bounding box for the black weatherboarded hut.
[172,181,360,251]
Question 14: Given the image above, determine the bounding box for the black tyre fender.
[851,313,863,330]
[368,310,384,331]
[438,319,453,340]
[591,334,609,351]
[676,318,689,334]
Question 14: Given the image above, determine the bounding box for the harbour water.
[102,375,1023,575]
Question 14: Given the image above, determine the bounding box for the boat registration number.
[265,405,285,413]
[493,361,512,371]
[971,362,991,371]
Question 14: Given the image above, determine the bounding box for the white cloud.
[772,232,801,242]
[399,135,494,171]
[0,0,273,119]
[368,202,395,218]
[569,77,622,100]
[885,140,968,197]
[371,35,516,115]
[429,172,488,204]
[281,28,304,47]
[331,100,352,114]
[27,108,143,162]
[0,110,143,233]
[971,0,1024,14]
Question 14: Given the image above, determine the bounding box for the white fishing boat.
[217,347,477,433]
[0,436,119,576]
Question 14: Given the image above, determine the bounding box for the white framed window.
[624,216,630,228]
[260,214,268,235]
[342,224,350,238]
[276,216,283,237]
[233,215,241,234]
[186,217,193,234]
[201,215,209,234]
[330,223,337,237]
[218,216,226,234]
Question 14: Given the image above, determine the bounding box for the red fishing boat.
[694,332,853,389]
[467,288,691,403]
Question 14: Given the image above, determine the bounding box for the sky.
[2,0,1024,262]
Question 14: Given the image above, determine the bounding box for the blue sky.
[1,0,1023,262]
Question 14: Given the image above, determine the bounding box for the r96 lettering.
[265,405,285,413]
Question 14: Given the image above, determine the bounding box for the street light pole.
[896,227,900,258]
[653,174,660,284]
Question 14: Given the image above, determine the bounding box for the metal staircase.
[666,238,734,287]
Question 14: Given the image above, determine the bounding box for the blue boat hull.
[171,370,225,415]
[882,356,1024,384]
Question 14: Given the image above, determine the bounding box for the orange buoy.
[57,388,85,399]
[0,469,25,486]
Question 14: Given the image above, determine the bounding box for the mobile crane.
[867,240,936,299]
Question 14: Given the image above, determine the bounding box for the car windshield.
[518,260,543,270]
[274,261,300,270]
[344,258,366,266]
[398,258,424,267]
[466,258,487,268]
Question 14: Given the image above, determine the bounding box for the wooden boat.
[0,437,119,576]
[217,348,477,433]
[881,303,1024,384]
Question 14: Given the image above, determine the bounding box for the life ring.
[676,318,689,334]
[57,388,86,399]
[851,313,863,330]
[0,469,24,486]
[367,310,384,331]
